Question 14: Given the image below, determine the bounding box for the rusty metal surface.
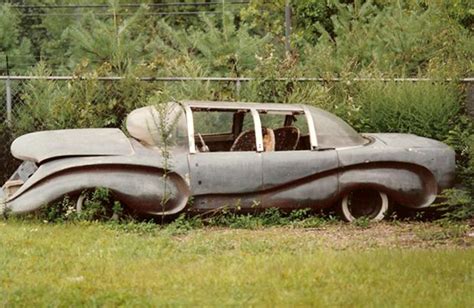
[0,101,456,218]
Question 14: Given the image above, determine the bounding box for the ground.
[0,220,473,306]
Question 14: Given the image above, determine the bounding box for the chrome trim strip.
[251,109,264,152]
[303,106,318,150]
[335,144,366,151]
[183,105,196,154]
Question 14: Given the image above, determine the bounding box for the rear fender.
[6,165,190,216]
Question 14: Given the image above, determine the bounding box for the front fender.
[6,165,190,216]
[338,162,438,208]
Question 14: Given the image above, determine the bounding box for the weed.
[38,187,124,223]
[105,220,159,235]
[352,217,372,229]
[165,214,204,235]
[415,223,469,241]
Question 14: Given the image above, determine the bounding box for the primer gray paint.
[1,101,456,218]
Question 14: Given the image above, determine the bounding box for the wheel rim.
[341,189,388,222]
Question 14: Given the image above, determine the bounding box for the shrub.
[38,187,123,223]
[349,81,461,141]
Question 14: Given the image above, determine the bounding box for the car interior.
[192,108,311,152]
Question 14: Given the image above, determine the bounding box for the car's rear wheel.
[339,189,389,222]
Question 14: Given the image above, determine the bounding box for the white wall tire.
[340,189,389,222]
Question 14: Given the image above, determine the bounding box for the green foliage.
[442,0,474,29]
[239,0,285,38]
[439,189,474,221]
[64,1,150,74]
[12,62,152,136]
[415,221,469,241]
[0,122,16,182]
[348,82,461,140]
[189,12,272,77]
[299,1,473,77]
[294,0,339,44]
[39,187,123,223]
[105,219,159,235]
[166,214,204,235]
[439,114,474,220]
[352,216,371,228]
[0,4,33,74]
[33,197,337,230]
[201,207,334,230]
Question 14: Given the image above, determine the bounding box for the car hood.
[11,128,134,163]
[367,133,450,149]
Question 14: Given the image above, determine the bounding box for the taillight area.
[1,161,38,199]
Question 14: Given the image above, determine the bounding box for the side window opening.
[192,108,255,152]
[290,113,311,150]
[257,110,311,151]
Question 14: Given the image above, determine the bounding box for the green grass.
[1,220,473,307]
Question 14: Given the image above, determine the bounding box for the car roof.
[179,100,306,112]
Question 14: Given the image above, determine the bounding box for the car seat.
[273,126,300,151]
[230,128,275,152]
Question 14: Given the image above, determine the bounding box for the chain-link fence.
[1,75,473,182]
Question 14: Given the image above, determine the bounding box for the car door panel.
[188,152,262,195]
[261,150,339,207]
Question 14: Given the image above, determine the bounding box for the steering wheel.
[198,133,210,152]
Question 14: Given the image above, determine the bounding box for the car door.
[188,152,262,195]
[260,107,339,209]
[187,107,264,196]
[261,150,339,209]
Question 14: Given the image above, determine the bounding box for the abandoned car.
[0,101,455,221]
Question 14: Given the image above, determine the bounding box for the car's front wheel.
[339,189,389,222]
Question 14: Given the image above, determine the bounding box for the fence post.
[5,55,12,126]
[5,78,11,125]
[235,79,241,99]
[284,0,292,53]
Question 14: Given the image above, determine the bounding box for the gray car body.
[1,101,455,217]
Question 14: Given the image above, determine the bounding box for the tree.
[0,4,33,74]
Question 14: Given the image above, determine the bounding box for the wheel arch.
[6,164,191,216]
[338,161,438,208]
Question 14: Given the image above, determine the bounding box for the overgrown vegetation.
[0,0,472,219]
[33,187,338,232]
[22,187,465,234]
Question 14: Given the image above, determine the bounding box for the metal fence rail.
[2,76,473,82]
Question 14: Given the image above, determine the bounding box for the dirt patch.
[202,222,474,250]
[312,223,472,249]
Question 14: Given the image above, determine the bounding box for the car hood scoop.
[11,128,134,163]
